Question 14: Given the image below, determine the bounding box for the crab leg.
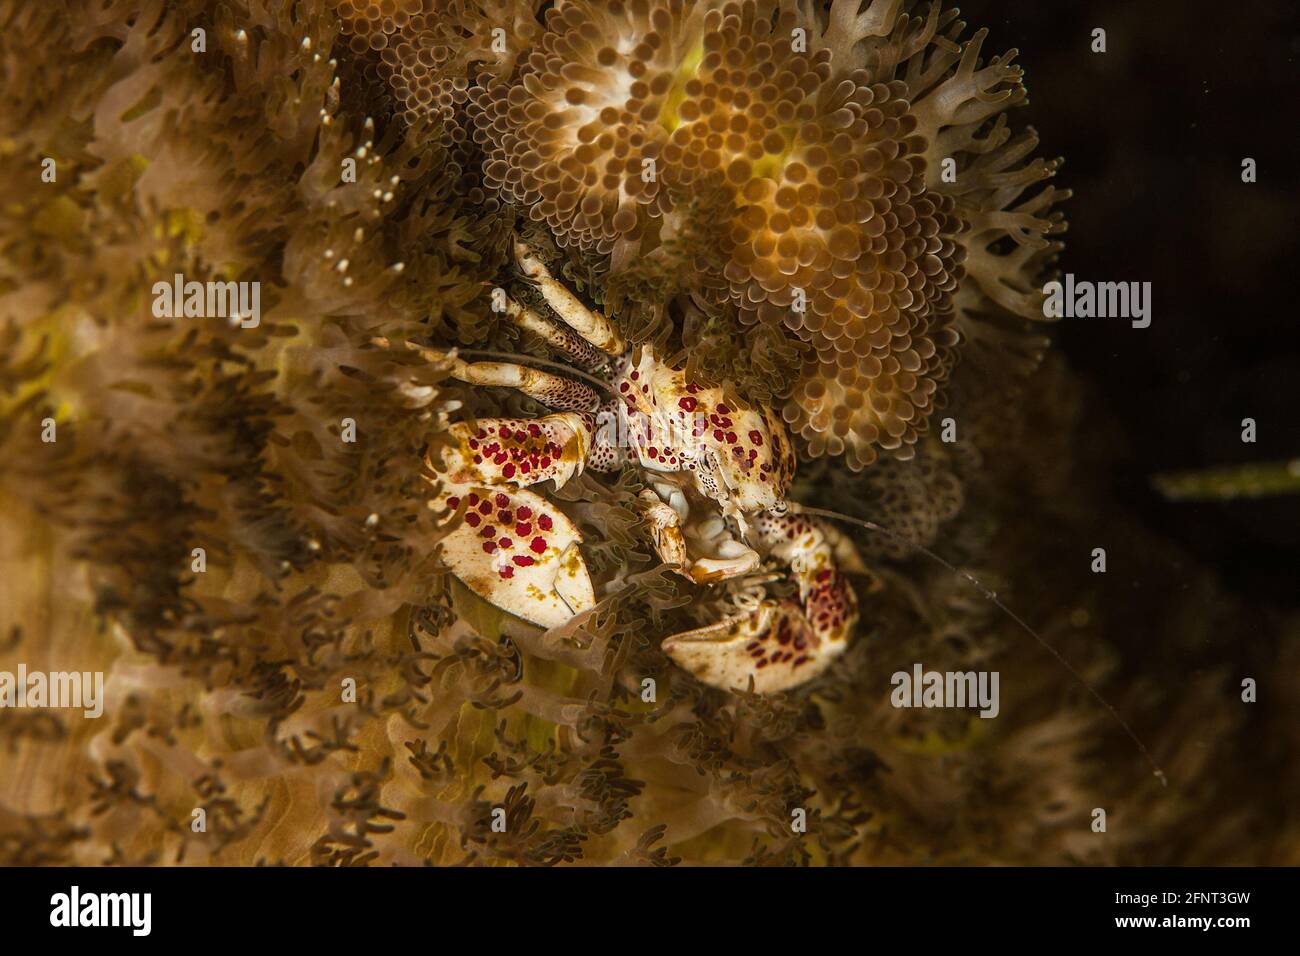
[391,342,601,629]
[660,509,862,694]
[437,413,594,490]
[406,340,599,412]
[429,411,602,630]
[513,238,625,355]
[437,484,596,630]
[500,292,606,369]
[433,416,598,627]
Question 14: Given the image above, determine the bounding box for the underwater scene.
[0,0,1295,875]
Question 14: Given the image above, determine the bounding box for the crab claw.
[663,511,861,693]
[661,598,848,694]
[436,414,592,490]
[437,486,595,629]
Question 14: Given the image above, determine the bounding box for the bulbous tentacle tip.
[661,598,848,694]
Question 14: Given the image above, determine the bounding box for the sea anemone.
[461,0,1065,469]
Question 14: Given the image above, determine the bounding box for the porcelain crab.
[409,234,865,693]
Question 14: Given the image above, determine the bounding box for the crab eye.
[768,501,788,516]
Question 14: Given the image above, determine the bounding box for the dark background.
[958,0,1299,603]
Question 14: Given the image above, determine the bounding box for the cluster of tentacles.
[340,0,1067,471]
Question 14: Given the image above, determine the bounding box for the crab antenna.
[796,504,1169,789]
[456,348,616,397]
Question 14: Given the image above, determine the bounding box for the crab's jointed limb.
[406,339,600,412]
[437,484,595,630]
[661,509,865,694]
[513,238,625,356]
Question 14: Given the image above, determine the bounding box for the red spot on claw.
[538,514,553,531]
[502,463,516,478]
[512,555,535,567]
[495,493,509,507]
[530,536,547,554]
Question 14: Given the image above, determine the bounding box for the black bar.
[0,865,1280,943]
